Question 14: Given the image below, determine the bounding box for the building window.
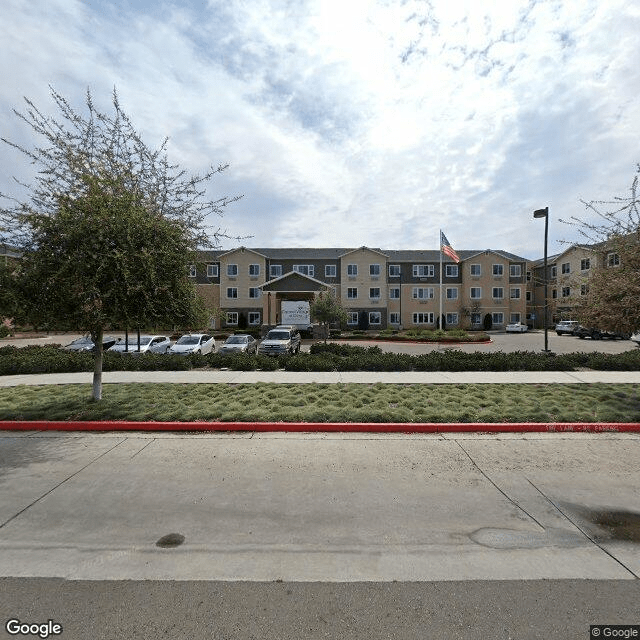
[270,264,282,278]
[561,262,571,274]
[581,258,591,271]
[551,266,557,278]
[294,264,314,277]
[226,312,238,325]
[188,264,196,277]
[325,264,337,278]
[510,264,522,277]
[510,287,521,299]
[248,312,261,325]
[347,287,358,299]
[370,264,381,277]
[389,312,400,324]
[207,264,219,278]
[389,287,400,299]
[552,289,558,299]
[470,264,481,276]
[413,312,434,324]
[581,284,589,296]
[226,287,238,299]
[526,270,531,282]
[445,313,459,325]
[510,313,521,324]
[412,287,434,299]
[562,287,571,298]
[526,291,531,301]
[369,287,381,299]
[389,264,401,277]
[492,287,504,299]
[446,287,458,300]
[413,264,434,277]
[369,311,381,325]
[492,264,504,277]
[470,287,482,299]
[608,252,620,266]
[445,264,458,277]
[248,264,260,277]
[227,264,238,277]
[249,287,261,299]
[492,313,504,325]
[347,312,359,325]
[471,313,481,325]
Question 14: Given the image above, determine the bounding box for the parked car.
[631,331,640,346]
[108,335,172,354]
[168,334,215,355]
[258,326,302,356]
[218,334,257,355]
[574,326,630,340]
[555,320,579,335]
[62,335,118,352]
[505,322,528,333]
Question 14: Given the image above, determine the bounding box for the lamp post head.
[533,207,549,218]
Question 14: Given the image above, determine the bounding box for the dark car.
[574,326,630,340]
[62,335,117,352]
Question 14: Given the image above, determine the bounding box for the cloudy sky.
[1,0,639,258]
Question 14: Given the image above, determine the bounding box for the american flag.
[440,231,460,263]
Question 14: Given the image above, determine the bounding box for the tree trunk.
[92,326,104,401]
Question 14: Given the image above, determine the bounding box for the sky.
[1,0,639,259]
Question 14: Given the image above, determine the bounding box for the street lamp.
[533,206,550,353]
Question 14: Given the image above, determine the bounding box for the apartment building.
[191,246,529,330]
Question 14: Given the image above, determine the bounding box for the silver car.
[218,334,258,355]
[108,335,172,354]
[168,334,216,355]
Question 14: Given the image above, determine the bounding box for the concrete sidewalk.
[1,369,639,386]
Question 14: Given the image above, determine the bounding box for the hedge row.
[0,343,639,375]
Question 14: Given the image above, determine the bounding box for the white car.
[631,331,640,346]
[505,322,528,333]
[168,334,216,355]
[555,320,579,335]
[108,335,172,354]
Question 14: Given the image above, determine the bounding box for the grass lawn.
[1,383,639,423]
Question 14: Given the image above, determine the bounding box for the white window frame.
[248,263,260,277]
[581,258,590,271]
[608,252,620,267]
[551,266,557,278]
[226,312,238,325]
[249,287,261,299]
[510,287,521,299]
[248,312,261,325]
[389,264,401,277]
[492,264,504,277]
[227,264,238,277]
[270,264,282,278]
[492,312,504,325]
[492,287,504,300]
[445,264,458,277]
[226,287,238,299]
[561,262,571,274]
[413,264,434,278]
[347,312,359,325]
[369,311,382,325]
[412,287,434,300]
[562,286,571,298]
[347,264,358,276]
[510,313,521,324]
[471,313,481,325]
[389,312,400,324]
[188,264,196,278]
[347,287,358,299]
[413,312,435,324]
[325,264,337,278]
[389,287,400,299]
[445,313,459,325]
[509,264,522,277]
[470,287,482,299]
[470,264,481,276]
[207,264,219,278]
[446,287,458,300]
[293,264,315,277]
[369,264,381,277]
[369,287,381,300]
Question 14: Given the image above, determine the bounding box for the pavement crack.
[0,438,127,530]
[130,438,155,458]
[525,477,639,579]
[455,440,545,531]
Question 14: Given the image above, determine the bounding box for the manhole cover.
[156,533,185,548]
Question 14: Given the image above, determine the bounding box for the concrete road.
[1,430,639,639]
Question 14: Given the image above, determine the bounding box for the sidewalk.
[1,370,640,386]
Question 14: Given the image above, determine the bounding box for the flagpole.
[439,229,443,330]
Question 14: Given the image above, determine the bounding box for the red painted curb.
[1,421,639,433]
